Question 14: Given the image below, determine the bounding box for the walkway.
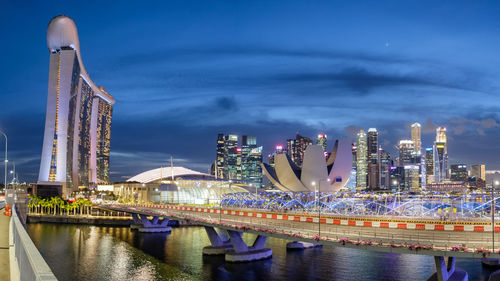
[0,207,10,281]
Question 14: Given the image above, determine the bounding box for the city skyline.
[1,1,500,182]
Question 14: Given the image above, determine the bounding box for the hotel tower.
[38,15,115,196]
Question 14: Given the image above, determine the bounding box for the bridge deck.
[103,204,500,259]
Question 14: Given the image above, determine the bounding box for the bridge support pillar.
[428,256,468,281]
[224,230,272,262]
[130,214,171,233]
[286,241,322,250]
[202,226,233,255]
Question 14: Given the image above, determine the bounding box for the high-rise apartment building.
[450,164,468,182]
[38,16,115,196]
[286,133,312,167]
[411,123,422,154]
[433,127,448,182]
[356,130,368,189]
[471,164,486,181]
[367,128,380,189]
[316,134,327,152]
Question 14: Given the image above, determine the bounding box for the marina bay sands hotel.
[37,15,114,196]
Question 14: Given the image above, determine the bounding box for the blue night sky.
[1,1,500,182]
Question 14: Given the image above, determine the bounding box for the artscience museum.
[262,140,353,192]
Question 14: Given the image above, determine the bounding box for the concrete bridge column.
[202,226,233,255]
[130,214,171,233]
[224,230,272,262]
[428,256,468,281]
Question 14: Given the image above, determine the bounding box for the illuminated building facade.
[367,128,380,189]
[398,140,415,166]
[215,134,225,178]
[268,145,285,168]
[241,136,263,187]
[471,164,486,181]
[425,147,434,183]
[433,127,448,182]
[411,122,421,154]
[286,133,312,167]
[356,130,368,189]
[38,15,114,196]
[450,164,468,182]
[223,134,240,180]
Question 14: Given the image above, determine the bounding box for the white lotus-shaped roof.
[127,167,212,184]
[262,139,353,192]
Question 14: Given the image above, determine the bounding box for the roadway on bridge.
[114,205,500,255]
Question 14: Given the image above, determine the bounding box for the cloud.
[215,96,238,111]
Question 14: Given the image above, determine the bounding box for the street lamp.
[312,178,331,237]
[0,130,7,192]
[493,180,500,252]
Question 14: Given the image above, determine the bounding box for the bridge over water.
[102,203,500,281]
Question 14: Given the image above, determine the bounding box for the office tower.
[38,16,115,196]
[471,164,486,181]
[356,130,368,189]
[316,134,327,152]
[367,128,380,189]
[411,123,422,154]
[398,140,415,166]
[268,145,284,168]
[425,148,434,184]
[389,166,404,191]
[241,136,262,187]
[286,133,312,167]
[379,148,392,190]
[450,164,468,182]
[433,127,448,182]
[404,165,421,192]
[223,134,240,179]
[216,134,226,178]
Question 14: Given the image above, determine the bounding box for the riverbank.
[27,214,198,227]
[27,214,133,226]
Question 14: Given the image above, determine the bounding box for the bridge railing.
[10,205,57,281]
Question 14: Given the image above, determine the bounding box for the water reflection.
[27,224,496,281]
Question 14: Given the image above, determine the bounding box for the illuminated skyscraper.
[398,140,415,166]
[241,136,262,187]
[471,164,486,181]
[450,164,468,182]
[411,122,421,154]
[223,134,240,179]
[38,16,114,196]
[367,128,380,189]
[356,130,368,189]
[425,147,434,184]
[316,134,327,152]
[216,134,225,178]
[433,127,448,182]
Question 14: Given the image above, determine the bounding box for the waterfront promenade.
[0,205,10,281]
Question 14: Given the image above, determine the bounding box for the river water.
[27,223,497,281]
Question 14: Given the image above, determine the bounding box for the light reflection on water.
[27,224,496,281]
